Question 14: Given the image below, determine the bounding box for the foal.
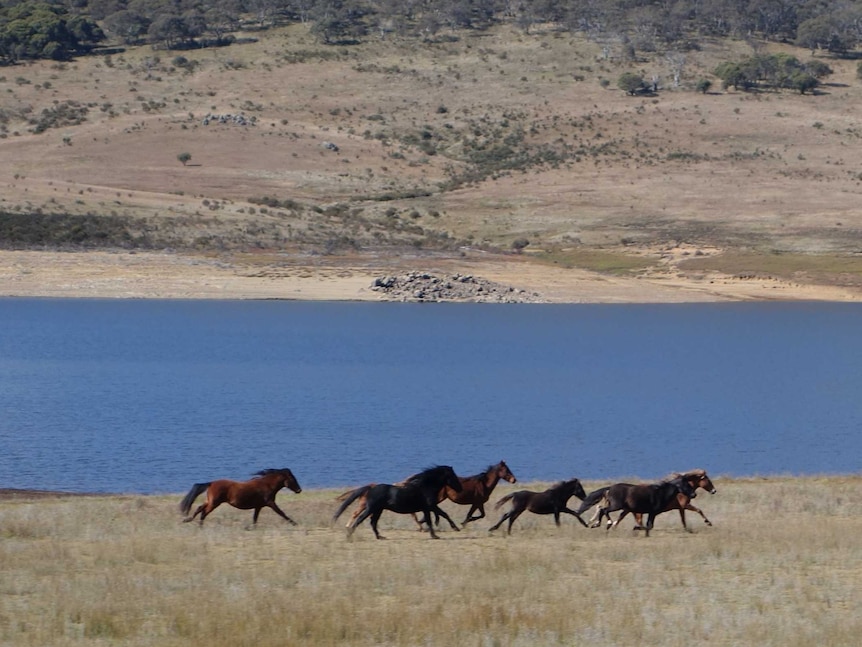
[488,478,587,535]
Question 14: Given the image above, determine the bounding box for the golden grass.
[2,476,861,646]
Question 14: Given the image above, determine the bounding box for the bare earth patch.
[2,248,860,302]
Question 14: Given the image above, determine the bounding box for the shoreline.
[3,249,862,304]
[4,473,859,500]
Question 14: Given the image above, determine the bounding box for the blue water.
[0,299,860,493]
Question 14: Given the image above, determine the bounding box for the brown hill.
[2,24,861,302]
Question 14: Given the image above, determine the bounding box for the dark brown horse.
[179,468,302,528]
[333,466,463,539]
[488,478,587,535]
[631,469,716,531]
[582,469,716,531]
[592,476,696,537]
[416,460,518,529]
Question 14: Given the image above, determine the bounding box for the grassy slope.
[2,476,861,646]
[1,24,862,289]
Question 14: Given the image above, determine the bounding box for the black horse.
[488,478,588,535]
[333,466,463,539]
[592,476,697,537]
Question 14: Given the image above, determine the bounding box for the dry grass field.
[2,476,861,646]
[2,24,862,301]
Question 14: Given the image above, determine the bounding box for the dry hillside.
[2,24,862,301]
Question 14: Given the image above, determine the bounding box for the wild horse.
[488,478,587,535]
[179,468,302,528]
[579,469,716,531]
[333,465,463,539]
[415,460,518,529]
[592,476,697,537]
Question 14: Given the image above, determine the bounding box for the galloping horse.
[592,476,696,537]
[179,468,302,528]
[631,469,716,531]
[333,466,462,539]
[488,478,587,535]
[414,460,518,529]
[580,469,716,531]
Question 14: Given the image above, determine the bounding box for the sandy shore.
[2,249,861,303]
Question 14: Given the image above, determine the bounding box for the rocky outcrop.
[371,272,543,303]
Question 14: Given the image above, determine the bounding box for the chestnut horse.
[338,461,517,531]
[488,478,587,535]
[179,468,302,527]
[333,465,462,539]
[415,460,518,529]
[591,476,696,537]
[580,469,716,531]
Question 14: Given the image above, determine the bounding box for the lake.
[1,299,860,494]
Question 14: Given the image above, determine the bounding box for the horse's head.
[692,470,717,494]
[671,475,696,499]
[282,469,302,494]
[496,460,517,484]
[566,478,587,500]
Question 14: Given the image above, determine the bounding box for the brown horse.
[488,478,587,535]
[592,476,696,537]
[631,469,716,531]
[415,460,518,529]
[583,469,716,531]
[339,461,517,531]
[179,468,302,528]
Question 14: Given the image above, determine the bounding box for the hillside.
[2,23,862,302]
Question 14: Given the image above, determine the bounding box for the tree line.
[4,0,862,63]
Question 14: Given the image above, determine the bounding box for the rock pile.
[370,272,543,303]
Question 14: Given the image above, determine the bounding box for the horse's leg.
[347,506,373,537]
[608,510,628,531]
[192,500,220,526]
[562,507,589,527]
[433,505,460,531]
[488,511,511,533]
[632,512,646,531]
[506,507,525,535]
[645,512,657,537]
[184,503,206,523]
[464,504,484,525]
[677,507,690,532]
[369,509,386,539]
[421,509,440,539]
[686,502,712,526]
[267,501,298,526]
[410,512,425,530]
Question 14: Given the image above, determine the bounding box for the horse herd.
[179,462,717,539]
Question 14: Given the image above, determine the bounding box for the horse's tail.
[495,493,515,510]
[179,482,211,515]
[332,485,373,521]
[335,483,377,502]
[574,486,610,515]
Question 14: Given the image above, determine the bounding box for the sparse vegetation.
[1,476,861,646]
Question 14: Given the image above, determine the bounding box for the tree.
[617,72,645,95]
[0,2,104,63]
[103,10,150,45]
[696,78,712,94]
[178,152,192,166]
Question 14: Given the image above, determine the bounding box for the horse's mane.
[253,468,293,478]
[470,464,497,479]
[665,469,707,482]
[403,465,451,484]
